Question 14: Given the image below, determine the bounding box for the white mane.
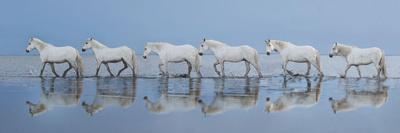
[205,40,229,47]
[90,39,108,48]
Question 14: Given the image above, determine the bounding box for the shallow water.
[1,56,400,133]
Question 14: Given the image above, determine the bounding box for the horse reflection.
[329,82,388,113]
[26,78,83,117]
[198,78,259,116]
[143,78,201,114]
[82,78,136,116]
[265,77,322,113]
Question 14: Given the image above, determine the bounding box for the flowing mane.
[32,38,53,51]
[204,40,229,48]
[90,39,109,49]
[146,42,172,51]
[269,40,295,50]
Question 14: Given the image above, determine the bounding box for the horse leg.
[220,60,225,77]
[375,63,381,79]
[104,63,115,77]
[117,60,128,77]
[213,61,221,76]
[62,61,73,77]
[244,61,250,77]
[95,62,102,77]
[186,60,192,77]
[159,63,165,76]
[341,64,352,78]
[283,60,289,76]
[39,62,47,77]
[306,62,311,76]
[50,63,59,77]
[356,66,362,78]
[164,63,169,76]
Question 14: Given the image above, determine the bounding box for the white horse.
[198,78,259,116]
[143,78,201,114]
[82,78,136,116]
[329,86,388,113]
[265,40,323,76]
[82,38,138,77]
[26,38,84,77]
[329,43,387,79]
[143,42,202,77]
[198,39,262,77]
[26,78,83,117]
[265,77,322,113]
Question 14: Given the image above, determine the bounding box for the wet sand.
[0,56,399,133]
[0,77,399,133]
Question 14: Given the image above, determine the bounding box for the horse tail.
[131,50,138,76]
[76,53,84,77]
[379,51,388,78]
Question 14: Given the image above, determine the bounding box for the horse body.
[199,39,262,77]
[199,94,257,116]
[143,42,202,77]
[26,38,84,77]
[329,88,388,113]
[92,46,134,62]
[26,78,83,117]
[266,40,323,76]
[39,46,79,63]
[282,46,318,63]
[143,78,201,114]
[82,78,136,116]
[265,78,322,113]
[83,38,138,77]
[329,43,387,79]
[144,94,199,114]
[198,79,259,116]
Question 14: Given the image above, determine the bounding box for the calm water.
[0,56,399,133]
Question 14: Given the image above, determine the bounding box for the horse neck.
[207,41,227,53]
[273,41,293,52]
[91,41,108,50]
[337,45,352,57]
[34,41,50,52]
[148,43,164,54]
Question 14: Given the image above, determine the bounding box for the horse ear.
[90,37,94,40]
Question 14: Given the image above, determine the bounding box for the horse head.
[198,38,209,56]
[81,101,103,116]
[26,101,47,117]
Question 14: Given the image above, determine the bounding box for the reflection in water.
[265,77,322,113]
[198,78,259,116]
[143,78,201,114]
[26,78,83,117]
[328,81,388,113]
[82,78,137,116]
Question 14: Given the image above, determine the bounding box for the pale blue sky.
[1,0,400,55]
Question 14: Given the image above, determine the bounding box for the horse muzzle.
[82,49,86,52]
[143,56,147,59]
[329,54,333,58]
[198,53,203,56]
[266,52,270,55]
[25,50,30,53]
